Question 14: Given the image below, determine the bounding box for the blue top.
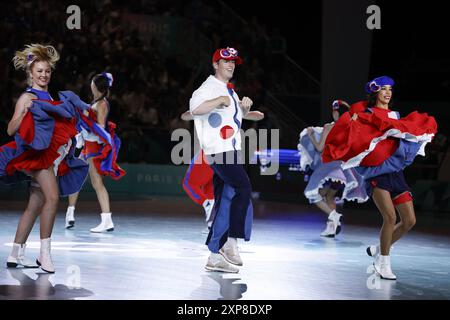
[26,87,53,100]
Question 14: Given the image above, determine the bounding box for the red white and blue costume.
[190,72,253,254]
[322,76,438,204]
[182,150,215,227]
[0,89,89,196]
[76,100,125,180]
[298,126,368,204]
[183,150,214,206]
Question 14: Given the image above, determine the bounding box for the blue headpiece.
[365,76,394,93]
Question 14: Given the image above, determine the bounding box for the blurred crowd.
[0,0,288,163]
[0,0,447,176]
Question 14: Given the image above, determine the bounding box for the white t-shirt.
[189,75,243,155]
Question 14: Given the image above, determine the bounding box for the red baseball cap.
[212,47,243,65]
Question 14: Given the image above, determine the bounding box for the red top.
[322,102,438,166]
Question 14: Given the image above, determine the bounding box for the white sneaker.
[219,238,243,266]
[373,255,397,280]
[65,206,75,229]
[205,253,239,273]
[320,220,336,237]
[6,243,38,268]
[90,213,114,233]
[203,199,215,223]
[36,238,55,273]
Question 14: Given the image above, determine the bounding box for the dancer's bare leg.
[88,158,110,213]
[315,188,333,215]
[13,185,45,244]
[372,187,396,256]
[68,192,79,207]
[32,167,59,239]
[325,189,338,211]
[391,200,416,245]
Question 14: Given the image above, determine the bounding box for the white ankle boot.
[90,213,114,233]
[37,238,55,273]
[7,243,38,268]
[328,210,342,235]
[65,206,75,229]
[373,254,396,280]
[367,244,394,259]
[320,220,336,237]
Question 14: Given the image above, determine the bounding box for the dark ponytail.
[92,72,113,103]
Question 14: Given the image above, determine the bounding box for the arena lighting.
[253,149,302,172]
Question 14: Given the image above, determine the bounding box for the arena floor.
[0,197,449,300]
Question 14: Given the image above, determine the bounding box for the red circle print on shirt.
[220,125,235,139]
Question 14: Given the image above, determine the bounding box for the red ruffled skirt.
[6,112,77,175]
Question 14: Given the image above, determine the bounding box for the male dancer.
[189,47,254,273]
[181,110,264,234]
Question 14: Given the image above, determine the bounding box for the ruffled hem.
[78,112,126,180]
[341,129,434,170]
[1,91,90,189]
[304,174,369,204]
[323,105,437,170]
[304,176,368,204]
[7,117,77,174]
[304,161,369,203]
[57,156,89,196]
[2,97,78,176]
